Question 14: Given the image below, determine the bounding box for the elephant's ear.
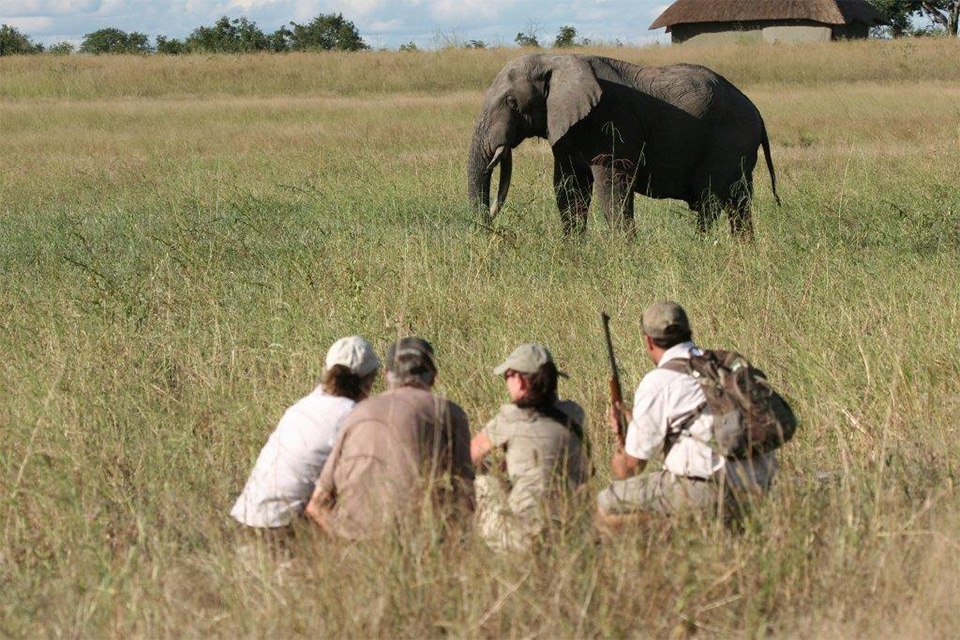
[545,56,602,146]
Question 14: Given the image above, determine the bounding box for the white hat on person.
[325,336,381,377]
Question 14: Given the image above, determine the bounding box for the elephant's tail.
[760,118,781,207]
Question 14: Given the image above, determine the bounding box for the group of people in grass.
[231,301,777,551]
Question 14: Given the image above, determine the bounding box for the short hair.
[322,365,378,401]
[648,331,692,350]
[386,368,435,389]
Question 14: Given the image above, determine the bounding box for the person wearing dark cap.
[596,301,777,529]
[305,336,474,540]
[470,344,590,552]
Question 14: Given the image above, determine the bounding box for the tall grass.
[1,40,959,637]
[1,38,957,99]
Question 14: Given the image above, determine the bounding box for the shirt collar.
[657,341,697,367]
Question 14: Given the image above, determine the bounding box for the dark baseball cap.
[386,336,437,373]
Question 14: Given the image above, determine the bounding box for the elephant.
[467,53,780,238]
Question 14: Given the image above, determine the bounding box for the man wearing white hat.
[230,335,381,528]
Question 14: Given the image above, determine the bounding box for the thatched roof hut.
[650,0,886,44]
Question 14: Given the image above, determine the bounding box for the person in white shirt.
[231,335,381,528]
[596,301,776,529]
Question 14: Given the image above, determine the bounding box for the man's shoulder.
[348,387,467,428]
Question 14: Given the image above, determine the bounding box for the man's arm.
[304,481,334,530]
[470,431,493,467]
[305,426,344,530]
[607,404,646,479]
[611,447,646,480]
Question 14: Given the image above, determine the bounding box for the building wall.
[762,25,832,43]
[670,20,868,44]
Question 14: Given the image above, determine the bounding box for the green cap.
[493,343,567,377]
[642,301,691,341]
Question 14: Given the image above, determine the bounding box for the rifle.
[601,312,628,446]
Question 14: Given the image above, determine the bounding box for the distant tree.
[915,0,958,35]
[185,16,270,53]
[1,24,45,55]
[268,25,293,52]
[869,0,959,36]
[554,25,579,47]
[399,41,419,52]
[47,41,74,55]
[466,39,487,49]
[515,22,541,47]
[156,35,186,55]
[287,13,369,51]
[80,28,152,54]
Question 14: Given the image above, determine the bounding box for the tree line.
[1,3,958,57]
[0,13,368,56]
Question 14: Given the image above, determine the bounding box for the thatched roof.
[650,0,886,30]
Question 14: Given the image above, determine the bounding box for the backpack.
[661,350,797,459]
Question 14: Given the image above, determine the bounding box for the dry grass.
[1,38,959,638]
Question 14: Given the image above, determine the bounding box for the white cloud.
[0,0,669,49]
[368,18,404,32]
[2,15,53,31]
[428,0,516,22]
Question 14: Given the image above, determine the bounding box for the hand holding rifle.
[601,312,630,447]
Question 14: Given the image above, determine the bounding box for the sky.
[0,1,673,50]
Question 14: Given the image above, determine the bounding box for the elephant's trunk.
[467,131,512,222]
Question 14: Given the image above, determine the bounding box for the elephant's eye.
[506,95,518,111]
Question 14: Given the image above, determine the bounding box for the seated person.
[231,336,380,528]
[306,337,474,540]
[471,344,590,552]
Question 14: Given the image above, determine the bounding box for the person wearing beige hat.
[470,343,590,552]
[230,335,381,528]
[596,302,777,529]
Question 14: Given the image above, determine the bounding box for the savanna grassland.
[1,39,959,638]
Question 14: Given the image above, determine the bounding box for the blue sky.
[1,1,673,50]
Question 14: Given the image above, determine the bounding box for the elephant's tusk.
[485,145,507,173]
[490,147,512,219]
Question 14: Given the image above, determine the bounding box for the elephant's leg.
[592,163,635,235]
[554,162,593,236]
[692,191,723,234]
[726,175,755,240]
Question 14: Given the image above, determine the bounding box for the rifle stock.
[601,312,629,446]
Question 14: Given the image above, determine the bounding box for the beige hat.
[641,301,691,341]
[493,343,567,377]
[325,336,381,377]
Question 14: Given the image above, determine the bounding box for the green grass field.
[2,39,959,637]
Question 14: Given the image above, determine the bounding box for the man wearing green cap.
[597,302,777,528]
[470,343,590,552]
[306,336,474,540]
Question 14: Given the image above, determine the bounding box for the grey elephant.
[467,53,780,237]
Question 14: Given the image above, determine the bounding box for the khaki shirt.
[313,386,473,540]
[483,400,588,525]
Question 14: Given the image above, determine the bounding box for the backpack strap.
[654,357,704,451]
[659,357,691,375]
